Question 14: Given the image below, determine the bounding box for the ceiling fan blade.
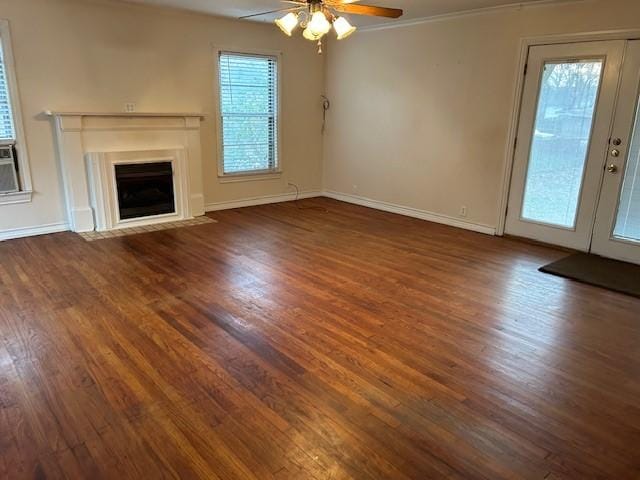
[331,4,403,18]
[239,6,302,20]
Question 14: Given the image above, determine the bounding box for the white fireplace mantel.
[47,111,206,232]
[44,110,206,119]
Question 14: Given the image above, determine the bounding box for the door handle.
[607,164,618,174]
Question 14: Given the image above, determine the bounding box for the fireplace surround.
[47,111,205,232]
[86,148,190,231]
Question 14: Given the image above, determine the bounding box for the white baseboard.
[323,190,496,236]
[0,222,69,241]
[205,190,322,212]
[1,190,494,241]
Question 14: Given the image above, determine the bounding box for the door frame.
[497,29,640,237]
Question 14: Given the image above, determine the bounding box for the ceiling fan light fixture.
[275,12,299,36]
[307,10,332,37]
[244,0,402,52]
[333,16,356,40]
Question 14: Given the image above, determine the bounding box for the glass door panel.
[613,93,640,242]
[521,60,603,228]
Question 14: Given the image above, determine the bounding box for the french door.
[591,40,640,263]
[506,39,640,265]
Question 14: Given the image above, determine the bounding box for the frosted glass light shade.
[307,11,331,37]
[275,12,299,36]
[333,17,356,40]
[303,26,322,41]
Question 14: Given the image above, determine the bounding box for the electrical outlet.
[460,206,468,218]
[125,103,136,113]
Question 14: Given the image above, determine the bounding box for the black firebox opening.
[115,162,175,220]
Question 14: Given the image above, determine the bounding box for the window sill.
[0,190,32,205]
[218,171,282,184]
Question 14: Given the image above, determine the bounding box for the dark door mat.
[540,253,640,298]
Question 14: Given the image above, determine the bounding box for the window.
[0,19,31,202]
[0,41,16,141]
[217,51,279,177]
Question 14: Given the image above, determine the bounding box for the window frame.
[213,47,283,182]
[0,19,32,204]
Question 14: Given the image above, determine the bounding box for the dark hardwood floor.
[1,198,639,479]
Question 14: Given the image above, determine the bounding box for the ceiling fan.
[240,0,403,53]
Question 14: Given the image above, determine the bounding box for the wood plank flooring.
[1,197,639,479]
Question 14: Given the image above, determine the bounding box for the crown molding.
[358,0,590,33]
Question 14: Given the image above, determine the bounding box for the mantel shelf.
[44,110,206,119]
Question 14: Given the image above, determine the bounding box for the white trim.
[1,189,495,240]
[217,171,283,183]
[497,29,640,236]
[496,36,530,236]
[86,149,192,232]
[191,193,205,215]
[517,29,640,46]
[49,112,205,232]
[0,19,32,196]
[323,191,496,236]
[44,111,205,118]
[211,45,283,58]
[205,190,321,211]
[358,0,587,33]
[0,222,68,241]
[213,47,283,179]
[0,189,32,205]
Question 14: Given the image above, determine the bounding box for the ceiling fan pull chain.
[317,39,323,55]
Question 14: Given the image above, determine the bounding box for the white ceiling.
[122,0,571,26]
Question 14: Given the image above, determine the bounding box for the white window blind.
[0,41,15,141]
[219,52,278,174]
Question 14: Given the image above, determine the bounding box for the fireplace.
[47,112,205,233]
[85,148,192,231]
[115,162,175,220]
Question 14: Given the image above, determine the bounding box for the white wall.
[0,0,324,236]
[323,0,640,231]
